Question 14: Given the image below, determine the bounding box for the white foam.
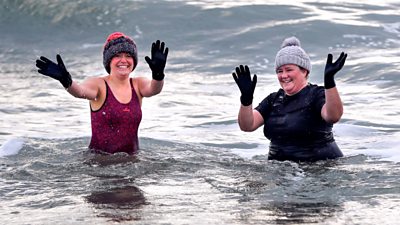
[229,124,400,163]
[335,123,400,162]
[230,144,268,159]
[365,140,400,162]
[0,137,25,157]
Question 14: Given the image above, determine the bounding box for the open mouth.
[281,79,292,84]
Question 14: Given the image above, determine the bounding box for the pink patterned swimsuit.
[89,78,142,154]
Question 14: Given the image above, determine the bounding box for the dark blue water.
[1,0,400,224]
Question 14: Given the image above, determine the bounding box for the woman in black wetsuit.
[232,36,347,162]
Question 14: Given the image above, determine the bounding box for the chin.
[282,87,296,95]
[281,83,293,91]
[116,70,131,76]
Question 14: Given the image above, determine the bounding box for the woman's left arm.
[137,77,164,97]
[321,87,343,123]
[321,52,347,123]
[139,40,168,98]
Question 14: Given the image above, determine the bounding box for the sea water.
[1,0,399,224]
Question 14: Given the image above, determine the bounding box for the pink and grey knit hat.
[274,36,311,73]
[103,32,138,74]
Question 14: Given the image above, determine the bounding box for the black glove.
[145,40,169,81]
[36,54,72,89]
[232,65,257,106]
[324,52,347,89]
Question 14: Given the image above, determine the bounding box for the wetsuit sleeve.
[255,92,277,120]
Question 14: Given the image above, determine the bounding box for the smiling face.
[110,52,134,77]
[276,64,309,96]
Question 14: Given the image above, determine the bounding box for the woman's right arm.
[238,105,264,132]
[232,65,263,131]
[36,54,100,100]
[66,78,101,100]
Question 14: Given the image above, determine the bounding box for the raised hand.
[324,52,347,89]
[145,40,169,81]
[232,65,257,106]
[36,54,72,88]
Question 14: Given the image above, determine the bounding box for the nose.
[279,71,289,79]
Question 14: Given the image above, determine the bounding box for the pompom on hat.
[103,32,138,74]
[274,36,311,73]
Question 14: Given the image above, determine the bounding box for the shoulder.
[132,76,148,88]
[131,76,149,99]
[307,83,324,91]
[132,76,151,85]
[83,76,106,87]
[86,76,108,109]
[306,83,326,110]
[264,89,283,103]
[255,89,282,112]
[307,83,325,98]
[261,89,282,103]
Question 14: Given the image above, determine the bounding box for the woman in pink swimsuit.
[35,32,168,154]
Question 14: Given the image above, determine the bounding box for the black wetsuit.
[255,84,343,162]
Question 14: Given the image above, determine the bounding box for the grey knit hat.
[274,36,311,73]
[103,32,138,74]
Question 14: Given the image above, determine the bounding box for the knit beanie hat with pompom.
[274,36,311,73]
[103,32,138,74]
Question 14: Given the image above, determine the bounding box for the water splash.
[0,137,25,157]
